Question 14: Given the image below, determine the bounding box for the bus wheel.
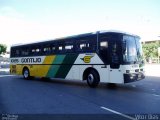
[87,70,100,88]
[23,68,30,79]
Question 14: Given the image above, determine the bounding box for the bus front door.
[109,39,123,83]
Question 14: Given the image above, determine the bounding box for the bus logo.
[81,56,93,63]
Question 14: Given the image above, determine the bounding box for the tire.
[87,70,100,88]
[23,68,30,79]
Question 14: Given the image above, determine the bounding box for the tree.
[0,44,7,55]
[142,41,160,59]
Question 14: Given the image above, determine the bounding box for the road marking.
[153,94,160,97]
[0,75,15,77]
[132,85,136,88]
[101,106,136,120]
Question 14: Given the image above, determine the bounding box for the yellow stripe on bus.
[31,55,56,77]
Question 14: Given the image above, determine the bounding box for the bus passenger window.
[79,43,91,51]
[32,49,35,53]
[80,43,86,50]
[52,46,56,51]
[100,41,108,50]
[21,48,29,56]
[65,45,73,50]
[16,50,20,56]
[111,43,119,63]
[99,41,108,64]
[59,46,63,51]
[44,47,50,52]
[36,48,40,52]
[99,38,108,64]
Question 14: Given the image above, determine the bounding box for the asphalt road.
[0,74,160,120]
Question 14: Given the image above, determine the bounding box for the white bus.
[10,30,145,87]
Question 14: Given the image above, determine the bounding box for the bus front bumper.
[124,72,145,83]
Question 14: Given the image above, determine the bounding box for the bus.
[10,30,145,87]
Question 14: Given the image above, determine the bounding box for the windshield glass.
[122,35,143,63]
[135,37,143,61]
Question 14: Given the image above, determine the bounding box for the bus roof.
[99,30,140,37]
[11,30,140,47]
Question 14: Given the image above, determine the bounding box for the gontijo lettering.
[21,58,41,63]
[11,59,19,63]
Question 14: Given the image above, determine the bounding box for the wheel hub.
[24,70,28,78]
[88,74,94,84]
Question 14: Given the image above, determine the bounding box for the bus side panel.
[46,54,78,78]
[17,65,24,75]
[65,53,109,82]
[109,66,124,83]
[10,65,16,75]
[93,65,110,83]
[30,55,56,77]
[10,64,22,75]
[54,54,78,78]
[10,64,27,75]
[65,65,80,80]
[46,55,66,78]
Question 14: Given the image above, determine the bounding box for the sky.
[0,0,160,51]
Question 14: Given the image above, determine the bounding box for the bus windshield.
[122,35,143,63]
